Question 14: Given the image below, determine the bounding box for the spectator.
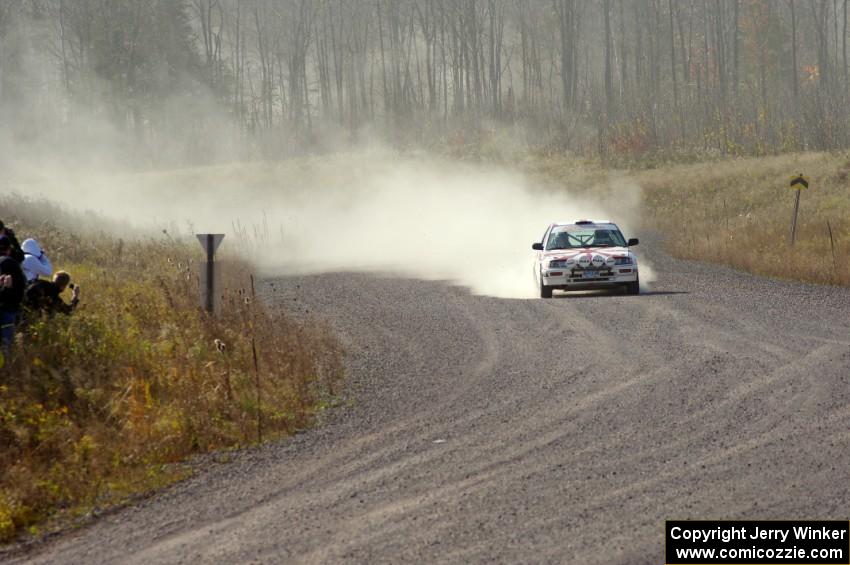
[21,238,53,283]
[0,236,25,347]
[0,221,24,263]
[25,271,80,316]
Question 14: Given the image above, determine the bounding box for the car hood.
[542,247,631,260]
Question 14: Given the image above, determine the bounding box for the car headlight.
[614,256,634,265]
[549,260,567,268]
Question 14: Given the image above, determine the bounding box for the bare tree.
[6,0,850,161]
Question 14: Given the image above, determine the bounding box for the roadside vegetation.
[636,151,850,286]
[0,194,343,542]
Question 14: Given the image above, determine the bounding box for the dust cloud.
[11,150,650,298]
[1,9,650,299]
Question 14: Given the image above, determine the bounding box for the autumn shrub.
[0,194,343,542]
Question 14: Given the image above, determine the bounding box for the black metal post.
[790,190,801,246]
[206,233,215,313]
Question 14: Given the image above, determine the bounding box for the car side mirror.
[532,242,544,251]
[627,238,639,247]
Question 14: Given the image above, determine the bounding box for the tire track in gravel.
[7,234,850,564]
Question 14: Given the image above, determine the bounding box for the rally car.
[532,220,640,298]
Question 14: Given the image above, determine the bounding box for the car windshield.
[545,226,626,250]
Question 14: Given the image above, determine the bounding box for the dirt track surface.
[7,240,850,564]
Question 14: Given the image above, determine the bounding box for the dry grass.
[635,151,850,285]
[0,194,343,542]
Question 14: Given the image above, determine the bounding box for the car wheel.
[625,277,640,295]
[540,281,553,299]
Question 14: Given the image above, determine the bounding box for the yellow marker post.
[789,173,809,246]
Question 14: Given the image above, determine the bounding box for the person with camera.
[21,238,53,283]
[25,271,80,316]
[0,236,26,347]
[0,220,25,263]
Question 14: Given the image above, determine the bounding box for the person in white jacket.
[21,238,53,283]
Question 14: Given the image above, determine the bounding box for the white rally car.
[532,220,640,298]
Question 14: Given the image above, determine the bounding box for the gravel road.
[6,239,850,564]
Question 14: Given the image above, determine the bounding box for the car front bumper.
[541,268,638,289]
